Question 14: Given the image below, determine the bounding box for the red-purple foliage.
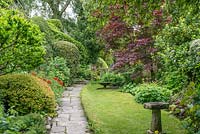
[94,1,169,80]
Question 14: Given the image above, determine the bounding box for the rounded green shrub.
[53,41,80,79]
[47,22,88,64]
[0,74,56,116]
[134,83,172,104]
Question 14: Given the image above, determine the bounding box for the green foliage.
[120,62,144,84]
[187,39,200,81]
[47,19,64,31]
[0,113,46,134]
[0,0,12,8]
[66,0,101,64]
[181,83,200,134]
[90,57,108,80]
[0,9,46,75]
[77,65,91,80]
[48,21,88,64]
[100,72,125,86]
[96,57,108,69]
[54,41,80,79]
[121,83,137,95]
[0,104,4,117]
[134,83,172,104]
[31,16,54,58]
[161,71,189,93]
[0,74,56,116]
[31,16,88,64]
[32,71,65,103]
[31,16,53,39]
[34,57,69,102]
[38,56,70,85]
[155,16,200,92]
[49,78,64,102]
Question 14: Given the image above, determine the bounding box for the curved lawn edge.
[81,83,186,134]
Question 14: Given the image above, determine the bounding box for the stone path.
[49,84,90,134]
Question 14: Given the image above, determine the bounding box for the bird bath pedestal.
[144,102,169,134]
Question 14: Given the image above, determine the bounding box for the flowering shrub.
[38,56,70,85]
[31,72,65,102]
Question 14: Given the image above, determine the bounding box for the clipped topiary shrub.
[48,22,88,64]
[134,83,172,104]
[54,41,80,79]
[0,74,56,116]
[32,16,88,64]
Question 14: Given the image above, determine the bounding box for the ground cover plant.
[81,83,186,134]
[0,113,46,134]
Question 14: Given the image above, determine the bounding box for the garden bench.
[99,82,112,88]
[98,82,119,89]
[144,102,169,134]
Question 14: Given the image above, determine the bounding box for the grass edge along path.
[81,83,186,134]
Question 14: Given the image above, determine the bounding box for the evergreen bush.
[0,74,56,116]
[54,41,80,79]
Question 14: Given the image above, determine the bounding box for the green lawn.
[81,83,186,134]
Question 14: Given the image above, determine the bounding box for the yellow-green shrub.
[0,74,56,117]
[54,41,80,79]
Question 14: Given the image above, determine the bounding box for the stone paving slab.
[49,84,89,134]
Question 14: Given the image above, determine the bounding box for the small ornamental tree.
[89,1,170,81]
[0,9,45,75]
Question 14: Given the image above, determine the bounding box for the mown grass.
[81,83,186,134]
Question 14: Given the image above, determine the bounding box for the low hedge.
[0,74,56,116]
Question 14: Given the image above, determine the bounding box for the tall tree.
[15,0,73,19]
[66,0,102,64]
